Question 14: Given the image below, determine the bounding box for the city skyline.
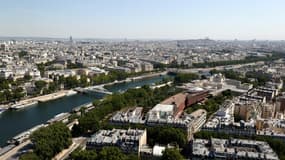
[1,0,285,40]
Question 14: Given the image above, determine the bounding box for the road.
[0,140,31,160]
[53,137,87,160]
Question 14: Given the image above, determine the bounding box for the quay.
[72,102,93,112]
[8,90,78,110]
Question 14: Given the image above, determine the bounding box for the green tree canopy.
[31,122,72,160]
[98,147,127,160]
[19,152,40,160]
[161,148,184,160]
[70,149,97,160]
[174,73,199,84]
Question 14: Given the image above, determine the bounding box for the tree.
[65,76,79,89]
[24,74,32,81]
[31,122,72,159]
[98,147,127,160]
[174,73,199,84]
[76,112,100,134]
[18,50,28,58]
[19,152,40,160]
[161,148,184,160]
[13,87,25,100]
[148,127,187,147]
[80,75,89,87]
[0,78,10,90]
[36,63,46,77]
[35,80,47,94]
[70,149,97,160]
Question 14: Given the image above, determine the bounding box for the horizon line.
[0,35,285,41]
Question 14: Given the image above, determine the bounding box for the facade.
[276,96,285,113]
[234,101,261,121]
[261,104,275,119]
[141,62,154,72]
[186,90,209,107]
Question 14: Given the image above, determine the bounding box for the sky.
[0,0,284,40]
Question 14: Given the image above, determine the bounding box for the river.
[0,75,171,146]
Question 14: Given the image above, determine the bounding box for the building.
[186,90,209,107]
[203,100,256,136]
[189,109,207,133]
[141,62,154,72]
[110,107,145,124]
[192,138,279,160]
[0,69,13,79]
[253,87,278,101]
[239,94,266,103]
[86,129,147,154]
[140,144,176,160]
[146,105,207,139]
[276,96,285,113]
[234,101,261,121]
[261,103,275,119]
[209,73,225,83]
[46,69,76,78]
[0,44,6,51]
[159,92,188,118]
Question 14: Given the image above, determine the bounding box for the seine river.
[0,75,170,146]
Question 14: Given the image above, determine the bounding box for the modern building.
[186,90,209,107]
[159,92,188,118]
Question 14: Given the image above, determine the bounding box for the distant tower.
[69,36,73,44]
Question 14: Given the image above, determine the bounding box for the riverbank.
[104,71,168,87]
[7,90,77,110]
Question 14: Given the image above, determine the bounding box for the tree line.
[192,53,285,68]
[173,72,200,84]
[70,146,183,160]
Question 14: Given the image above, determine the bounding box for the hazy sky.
[0,0,284,40]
